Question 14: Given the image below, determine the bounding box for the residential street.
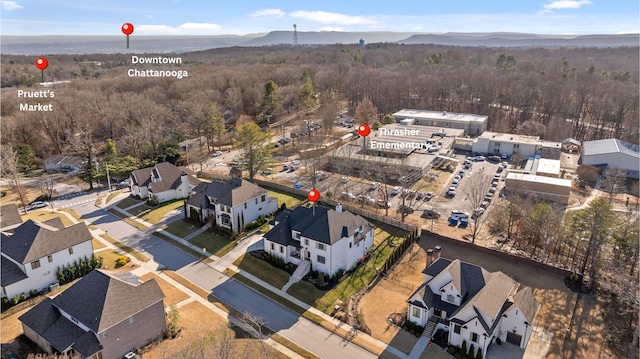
[67,196,379,359]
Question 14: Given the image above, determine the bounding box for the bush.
[468,344,475,359]
[29,289,38,297]
[317,272,326,287]
[475,348,483,359]
[115,256,129,268]
[454,353,462,359]
[447,346,456,355]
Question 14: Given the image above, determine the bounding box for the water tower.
[293,24,298,46]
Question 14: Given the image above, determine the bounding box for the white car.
[370,182,380,190]
[212,151,223,157]
[450,210,470,220]
[391,186,402,195]
[30,201,48,209]
[341,176,350,183]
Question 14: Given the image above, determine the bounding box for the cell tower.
[293,24,298,46]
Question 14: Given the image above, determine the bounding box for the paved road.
[66,195,377,359]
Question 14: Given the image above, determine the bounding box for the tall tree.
[464,172,491,244]
[299,69,317,109]
[0,145,28,211]
[206,103,225,151]
[258,80,281,124]
[103,138,117,162]
[233,123,273,181]
[354,97,377,125]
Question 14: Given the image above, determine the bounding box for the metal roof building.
[581,138,640,179]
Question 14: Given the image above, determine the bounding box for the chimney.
[427,248,434,267]
[434,245,441,261]
[335,203,343,214]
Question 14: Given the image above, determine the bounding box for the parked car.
[425,192,434,201]
[391,186,402,196]
[496,166,504,173]
[341,176,350,183]
[422,209,441,219]
[377,200,391,208]
[369,182,380,190]
[30,201,48,209]
[212,150,223,157]
[416,192,425,200]
[472,207,486,219]
[473,156,486,162]
[487,155,502,163]
[293,182,304,189]
[446,189,456,198]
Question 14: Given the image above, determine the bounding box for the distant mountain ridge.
[2,31,637,55]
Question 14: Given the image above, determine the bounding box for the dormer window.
[447,294,455,303]
[292,231,300,240]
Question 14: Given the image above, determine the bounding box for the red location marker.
[122,23,134,48]
[35,57,48,70]
[307,189,320,202]
[358,124,371,137]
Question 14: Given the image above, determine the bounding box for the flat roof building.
[472,131,561,159]
[581,138,640,179]
[392,109,488,136]
[505,172,572,204]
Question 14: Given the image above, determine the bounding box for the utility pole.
[105,161,111,192]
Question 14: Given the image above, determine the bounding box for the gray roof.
[0,204,22,229]
[1,255,28,286]
[582,138,640,158]
[1,220,92,264]
[187,178,268,208]
[131,162,200,193]
[48,269,165,333]
[265,206,374,246]
[508,286,540,323]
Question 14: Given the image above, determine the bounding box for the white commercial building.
[392,109,488,136]
[581,138,640,179]
[472,131,561,158]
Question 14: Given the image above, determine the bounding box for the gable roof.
[0,204,22,229]
[264,206,374,245]
[582,138,640,158]
[1,220,92,264]
[131,162,200,193]
[507,286,540,323]
[1,255,28,286]
[187,178,268,208]
[47,269,164,333]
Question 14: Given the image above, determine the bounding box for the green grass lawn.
[105,189,127,204]
[268,189,304,209]
[188,231,237,258]
[140,200,184,224]
[96,249,125,269]
[163,220,202,238]
[233,254,291,290]
[91,238,107,250]
[115,197,143,210]
[288,227,405,314]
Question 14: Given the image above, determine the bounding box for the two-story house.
[129,162,200,202]
[1,219,93,299]
[185,178,278,233]
[19,269,166,359]
[262,204,375,276]
[407,248,539,357]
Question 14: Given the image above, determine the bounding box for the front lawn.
[115,196,143,210]
[233,254,291,290]
[163,219,202,238]
[268,189,304,209]
[140,200,184,224]
[188,231,237,258]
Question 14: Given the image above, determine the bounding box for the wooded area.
[1,43,638,170]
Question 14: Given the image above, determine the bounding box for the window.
[447,294,455,303]
[293,231,300,239]
[31,260,41,269]
[495,142,500,147]
[255,198,258,204]
[412,307,421,318]
[453,324,461,334]
[270,243,274,250]
[68,247,74,255]
[316,243,326,251]
[349,242,352,248]
[47,255,53,263]
[304,239,309,245]
[244,203,247,209]
[514,144,520,149]
[261,195,266,202]
[317,255,326,264]
[280,245,284,253]
[471,332,479,343]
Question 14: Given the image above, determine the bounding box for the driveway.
[487,342,524,359]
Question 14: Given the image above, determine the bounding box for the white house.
[185,178,278,233]
[262,204,375,276]
[129,162,200,202]
[407,248,539,357]
[1,218,94,299]
[581,138,640,179]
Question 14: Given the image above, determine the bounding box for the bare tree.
[1,145,29,211]
[601,166,626,202]
[239,312,270,359]
[464,172,491,244]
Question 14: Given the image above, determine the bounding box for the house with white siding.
[407,248,539,357]
[129,162,200,202]
[185,178,278,233]
[1,219,93,299]
[262,204,375,276]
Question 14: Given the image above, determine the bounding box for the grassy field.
[163,219,202,238]
[21,210,74,226]
[138,200,184,224]
[233,254,291,290]
[268,189,304,209]
[288,227,405,314]
[188,231,237,258]
[91,238,106,250]
[105,189,127,204]
[115,196,143,210]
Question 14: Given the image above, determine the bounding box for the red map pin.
[36,57,48,82]
[35,57,48,70]
[308,189,320,202]
[358,124,371,137]
[122,23,134,48]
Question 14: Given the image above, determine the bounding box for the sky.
[1,0,638,36]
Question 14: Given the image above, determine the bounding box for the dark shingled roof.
[1,255,28,286]
[131,162,200,193]
[187,178,268,208]
[72,331,103,357]
[1,220,92,264]
[50,269,165,333]
[264,206,373,246]
[0,204,22,229]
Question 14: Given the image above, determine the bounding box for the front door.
[305,250,310,260]
[433,308,442,319]
[506,331,522,346]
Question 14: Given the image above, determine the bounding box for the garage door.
[506,331,522,346]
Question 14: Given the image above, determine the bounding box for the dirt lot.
[358,233,615,359]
